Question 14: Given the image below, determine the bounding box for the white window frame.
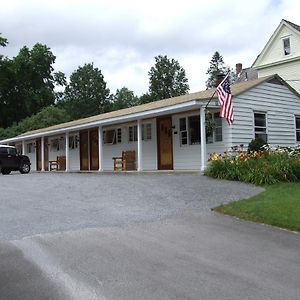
[283,37,291,56]
[27,143,34,153]
[103,128,122,145]
[128,125,138,142]
[69,135,79,149]
[142,123,152,141]
[254,112,268,142]
[179,117,188,146]
[295,115,300,142]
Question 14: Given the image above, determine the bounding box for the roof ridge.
[283,19,300,32]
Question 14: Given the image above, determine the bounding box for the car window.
[0,147,8,154]
[8,148,17,155]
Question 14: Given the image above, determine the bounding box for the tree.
[0,105,71,140]
[0,42,64,128]
[206,51,235,88]
[139,93,154,105]
[112,87,139,110]
[148,55,189,101]
[62,63,110,119]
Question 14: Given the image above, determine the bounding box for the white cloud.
[0,0,299,95]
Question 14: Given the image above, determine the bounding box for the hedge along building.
[1,74,300,172]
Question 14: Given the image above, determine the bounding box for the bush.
[205,146,300,185]
[248,137,267,153]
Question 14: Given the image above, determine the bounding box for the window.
[188,115,200,145]
[179,118,188,146]
[69,135,78,149]
[103,128,121,144]
[254,112,267,142]
[214,113,223,142]
[142,123,152,141]
[116,128,122,143]
[296,116,300,142]
[128,125,137,142]
[103,129,116,144]
[50,138,65,151]
[27,143,33,153]
[0,147,8,154]
[283,37,291,55]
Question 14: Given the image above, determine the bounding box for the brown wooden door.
[36,138,41,171]
[80,131,89,170]
[44,137,49,171]
[157,117,173,170]
[89,128,99,170]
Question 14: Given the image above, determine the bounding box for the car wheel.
[1,169,11,175]
[20,163,30,174]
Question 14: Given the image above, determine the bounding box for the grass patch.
[214,182,300,232]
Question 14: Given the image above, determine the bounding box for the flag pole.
[204,72,230,110]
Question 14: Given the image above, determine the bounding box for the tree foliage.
[61,63,110,120]
[0,105,71,140]
[112,87,139,110]
[206,51,230,88]
[0,42,64,128]
[148,55,189,101]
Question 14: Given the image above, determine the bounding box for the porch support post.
[22,140,25,155]
[137,119,142,171]
[200,106,207,172]
[98,126,103,171]
[65,132,69,172]
[41,136,45,171]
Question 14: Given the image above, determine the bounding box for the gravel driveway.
[0,172,263,240]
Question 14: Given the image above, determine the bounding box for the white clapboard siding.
[172,111,231,170]
[232,81,300,147]
[257,60,300,94]
[102,119,157,171]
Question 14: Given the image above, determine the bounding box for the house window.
[179,118,188,146]
[117,128,122,143]
[296,116,300,142]
[142,123,152,141]
[103,128,122,144]
[69,135,78,149]
[129,125,137,142]
[254,112,267,142]
[103,129,116,144]
[214,113,223,142]
[283,37,291,55]
[27,143,33,153]
[188,115,200,145]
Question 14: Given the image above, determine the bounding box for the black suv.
[0,145,31,175]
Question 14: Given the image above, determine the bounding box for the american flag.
[216,74,234,125]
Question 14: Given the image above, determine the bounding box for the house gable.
[253,19,300,69]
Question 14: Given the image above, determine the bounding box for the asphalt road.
[0,173,299,300]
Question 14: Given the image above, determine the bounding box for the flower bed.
[205,145,300,185]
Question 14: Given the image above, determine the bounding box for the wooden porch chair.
[112,151,136,171]
[49,156,66,171]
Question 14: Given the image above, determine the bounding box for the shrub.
[205,146,300,185]
[248,137,267,153]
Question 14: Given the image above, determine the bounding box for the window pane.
[283,38,291,55]
[188,115,200,145]
[8,148,17,155]
[180,118,186,131]
[104,129,115,144]
[180,131,187,145]
[215,127,223,142]
[214,113,223,142]
[255,133,267,142]
[254,113,266,127]
[0,147,8,154]
[296,117,300,129]
[297,131,300,142]
[117,128,122,143]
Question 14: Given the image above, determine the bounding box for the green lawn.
[214,182,300,232]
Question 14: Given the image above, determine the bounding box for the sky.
[0,0,299,96]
